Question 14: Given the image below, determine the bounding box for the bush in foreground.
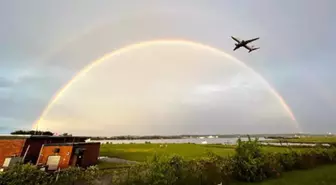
[1,140,336,185]
[108,139,336,185]
[0,165,101,185]
[117,146,323,183]
[0,164,51,185]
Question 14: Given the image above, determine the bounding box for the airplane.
[231,36,260,53]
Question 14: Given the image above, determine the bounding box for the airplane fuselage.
[234,42,246,50]
[231,36,260,52]
[235,40,247,47]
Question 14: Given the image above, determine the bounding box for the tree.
[61,133,72,136]
[11,130,54,136]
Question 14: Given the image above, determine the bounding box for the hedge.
[1,137,336,185]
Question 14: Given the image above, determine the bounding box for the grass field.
[235,164,336,185]
[99,143,305,162]
[100,144,234,161]
[276,136,336,143]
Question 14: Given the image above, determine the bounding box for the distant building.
[0,135,99,171]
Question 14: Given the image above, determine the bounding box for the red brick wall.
[81,143,100,167]
[0,137,90,168]
[37,145,73,169]
[22,138,87,164]
[0,139,26,166]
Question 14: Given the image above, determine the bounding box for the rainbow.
[33,39,299,130]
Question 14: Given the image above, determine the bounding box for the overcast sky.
[1,0,335,135]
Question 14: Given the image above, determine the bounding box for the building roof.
[0,134,89,140]
[43,142,100,146]
[30,135,89,140]
[0,134,30,139]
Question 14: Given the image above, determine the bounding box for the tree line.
[10,130,71,136]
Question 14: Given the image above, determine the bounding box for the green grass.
[279,136,336,143]
[235,164,336,185]
[99,143,305,162]
[100,144,235,161]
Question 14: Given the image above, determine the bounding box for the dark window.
[53,148,60,153]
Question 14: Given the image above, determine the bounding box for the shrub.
[261,153,282,178]
[113,152,233,185]
[144,154,186,185]
[322,147,336,163]
[52,166,101,185]
[183,154,224,185]
[112,154,188,185]
[195,153,233,185]
[278,149,299,171]
[0,164,101,185]
[0,164,51,185]
[232,136,266,182]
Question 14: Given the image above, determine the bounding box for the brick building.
[0,137,26,165]
[0,135,99,170]
[37,142,100,170]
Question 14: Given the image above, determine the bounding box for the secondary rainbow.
[33,39,299,130]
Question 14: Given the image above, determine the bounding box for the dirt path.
[98,156,138,164]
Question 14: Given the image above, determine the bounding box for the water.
[87,137,272,145]
[261,142,330,147]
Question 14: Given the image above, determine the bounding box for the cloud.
[0,65,75,134]
[0,77,14,88]
[193,85,229,94]
[0,116,33,133]
[0,0,335,135]
[0,96,46,122]
[0,125,10,131]
[0,72,64,130]
[0,77,14,99]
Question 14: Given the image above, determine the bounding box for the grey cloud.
[0,96,46,121]
[0,77,14,88]
[0,116,32,133]
[0,66,74,134]
[0,125,9,131]
[0,67,71,132]
[0,0,336,135]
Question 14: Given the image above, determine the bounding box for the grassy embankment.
[235,164,336,185]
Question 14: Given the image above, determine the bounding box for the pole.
[22,145,30,163]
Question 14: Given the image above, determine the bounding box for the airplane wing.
[243,45,252,50]
[233,45,240,51]
[245,37,259,44]
[231,36,241,43]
